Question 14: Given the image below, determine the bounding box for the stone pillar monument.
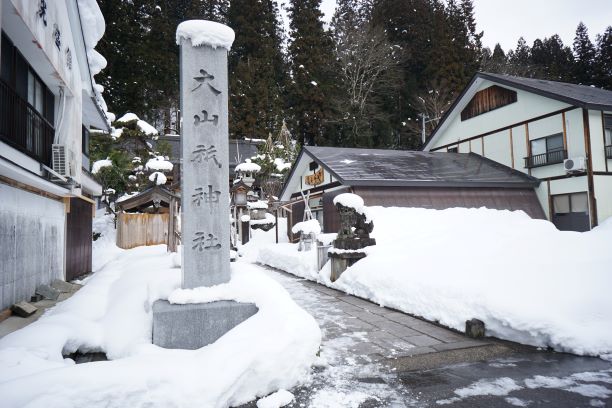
[152,21,257,350]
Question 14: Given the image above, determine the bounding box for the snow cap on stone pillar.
[176,20,235,50]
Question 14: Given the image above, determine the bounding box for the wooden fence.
[116,212,169,249]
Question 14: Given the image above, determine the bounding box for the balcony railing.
[0,78,54,165]
[606,145,612,159]
[524,149,567,168]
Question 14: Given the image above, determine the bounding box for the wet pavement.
[247,267,612,408]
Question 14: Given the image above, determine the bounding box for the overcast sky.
[310,0,612,51]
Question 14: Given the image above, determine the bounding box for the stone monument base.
[152,300,258,349]
[329,251,367,282]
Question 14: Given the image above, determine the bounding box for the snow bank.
[0,246,320,407]
[291,219,321,235]
[258,244,318,281]
[257,206,612,356]
[91,158,112,174]
[176,20,235,50]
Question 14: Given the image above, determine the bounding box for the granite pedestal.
[153,300,258,350]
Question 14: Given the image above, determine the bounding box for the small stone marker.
[152,20,257,349]
[51,279,77,293]
[465,318,485,338]
[11,301,37,318]
[36,284,60,301]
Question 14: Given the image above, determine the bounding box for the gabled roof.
[279,146,539,200]
[423,72,612,150]
[479,73,612,110]
[115,185,178,212]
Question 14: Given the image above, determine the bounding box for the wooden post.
[582,108,597,228]
[168,196,176,252]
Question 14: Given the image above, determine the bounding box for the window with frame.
[1,31,55,164]
[525,133,566,168]
[604,115,612,159]
[82,126,90,157]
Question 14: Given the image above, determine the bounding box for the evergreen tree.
[228,0,287,140]
[572,22,596,85]
[594,26,612,89]
[287,0,338,146]
[531,35,574,81]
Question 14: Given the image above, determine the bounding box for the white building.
[0,0,109,309]
[423,72,612,232]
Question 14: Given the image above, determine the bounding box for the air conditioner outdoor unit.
[564,157,587,173]
[51,144,73,179]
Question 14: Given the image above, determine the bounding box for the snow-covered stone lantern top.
[235,159,261,187]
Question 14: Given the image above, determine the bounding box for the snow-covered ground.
[256,206,612,357]
[0,214,320,407]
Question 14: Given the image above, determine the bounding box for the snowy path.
[259,266,420,407]
[244,265,612,408]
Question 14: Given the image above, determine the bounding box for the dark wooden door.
[66,197,93,281]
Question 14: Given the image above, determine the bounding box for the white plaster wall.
[594,176,612,224]
[0,184,65,310]
[511,125,528,171]
[535,183,550,219]
[482,130,512,168]
[564,109,586,158]
[589,111,607,172]
[549,176,589,196]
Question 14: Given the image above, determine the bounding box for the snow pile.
[333,193,371,222]
[258,244,318,281]
[116,113,159,135]
[256,389,294,408]
[0,248,320,407]
[248,200,268,210]
[274,158,292,172]
[176,20,235,50]
[91,158,112,174]
[257,206,612,356]
[92,212,123,272]
[236,161,262,173]
[145,156,173,172]
[149,172,167,185]
[291,219,321,235]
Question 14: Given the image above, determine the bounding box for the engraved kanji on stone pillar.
[180,29,231,289]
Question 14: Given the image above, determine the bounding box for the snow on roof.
[77,0,112,124]
[91,158,112,174]
[146,156,173,172]
[247,200,268,210]
[116,113,159,135]
[236,161,261,173]
[176,20,235,50]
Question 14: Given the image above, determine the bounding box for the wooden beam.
[547,179,553,220]
[481,137,485,156]
[525,123,531,176]
[582,108,597,228]
[602,111,609,172]
[0,175,63,201]
[431,106,578,152]
[562,112,568,151]
[509,128,515,168]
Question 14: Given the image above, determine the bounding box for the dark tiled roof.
[304,146,539,188]
[479,73,612,110]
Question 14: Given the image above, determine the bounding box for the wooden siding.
[66,197,93,281]
[461,85,518,121]
[116,212,169,249]
[351,186,547,219]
